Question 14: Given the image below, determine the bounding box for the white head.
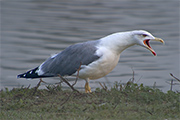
[100,30,164,56]
[131,30,164,56]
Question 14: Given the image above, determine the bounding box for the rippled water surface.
[1,0,179,92]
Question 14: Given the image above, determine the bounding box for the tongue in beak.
[143,37,164,56]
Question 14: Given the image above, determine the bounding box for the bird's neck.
[99,32,136,55]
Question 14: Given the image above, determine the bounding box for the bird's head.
[132,30,164,56]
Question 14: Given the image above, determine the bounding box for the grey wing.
[39,40,101,76]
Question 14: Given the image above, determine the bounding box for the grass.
[0,81,180,120]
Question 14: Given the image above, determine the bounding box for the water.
[1,0,179,92]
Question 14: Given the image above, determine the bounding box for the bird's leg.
[85,78,91,93]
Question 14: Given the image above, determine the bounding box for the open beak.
[143,37,164,56]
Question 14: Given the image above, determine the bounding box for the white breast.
[78,47,120,80]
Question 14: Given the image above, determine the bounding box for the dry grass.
[1,81,180,120]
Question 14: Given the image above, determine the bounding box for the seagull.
[17,30,164,93]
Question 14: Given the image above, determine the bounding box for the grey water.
[1,0,179,92]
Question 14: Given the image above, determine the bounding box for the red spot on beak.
[152,51,156,56]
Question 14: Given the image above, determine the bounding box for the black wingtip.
[17,67,39,79]
[17,74,23,78]
[17,67,54,79]
[17,73,27,78]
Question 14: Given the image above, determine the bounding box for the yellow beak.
[152,37,164,44]
[143,37,164,56]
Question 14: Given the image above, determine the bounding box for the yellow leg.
[85,79,91,93]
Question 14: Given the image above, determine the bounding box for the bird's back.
[17,40,101,79]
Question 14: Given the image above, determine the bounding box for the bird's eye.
[141,34,147,37]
